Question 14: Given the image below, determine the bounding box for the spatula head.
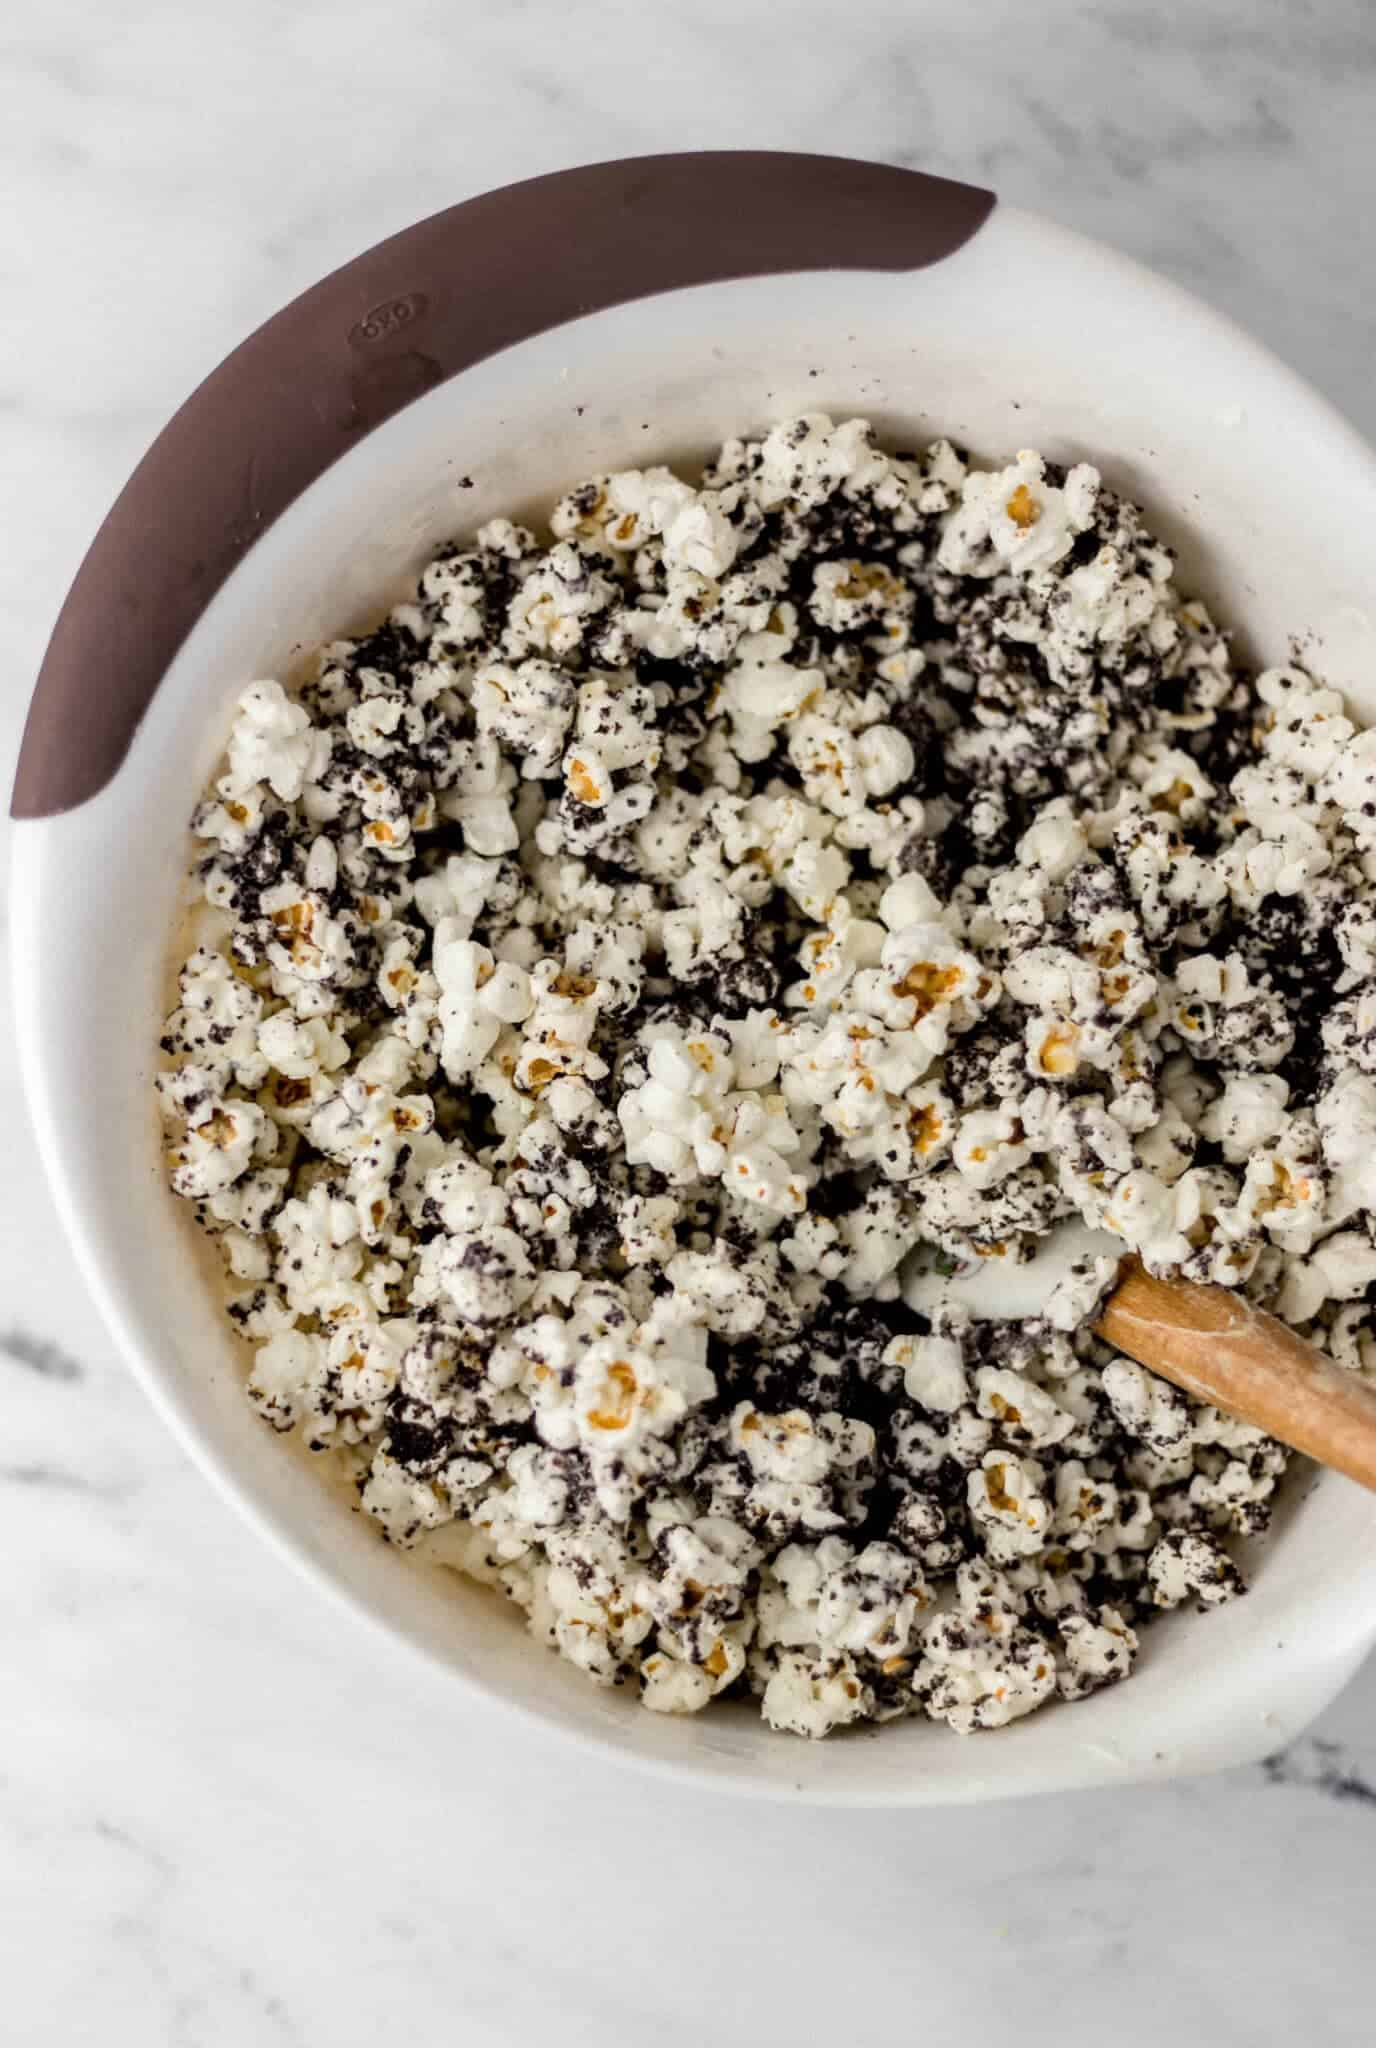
[902,1220,1122,1321]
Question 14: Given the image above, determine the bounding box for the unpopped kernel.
[160,417,1376,1739]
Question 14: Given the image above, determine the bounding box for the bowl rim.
[11,150,994,822]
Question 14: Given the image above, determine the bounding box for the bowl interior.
[18,207,1376,1802]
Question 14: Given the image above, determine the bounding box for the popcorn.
[504,542,616,658]
[471,659,576,778]
[1274,1230,1376,1325]
[257,1010,350,1080]
[567,1316,716,1520]
[1316,1073,1376,1221]
[722,1093,810,1216]
[974,1366,1076,1451]
[788,712,889,817]
[617,1023,735,1183]
[1043,1253,1119,1331]
[758,1650,873,1739]
[726,1401,875,1537]
[527,1535,654,1685]
[162,948,269,1092]
[259,883,355,989]
[640,1654,714,1716]
[914,1561,1058,1732]
[222,679,330,802]
[245,1326,326,1431]
[757,1537,931,1669]
[937,450,1100,579]
[434,930,532,1082]
[966,1450,1052,1560]
[1236,1123,1326,1255]
[1057,1608,1138,1700]
[361,1453,458,1548]
[162,414,1357,1743]
[1102,1357,1193,1450]
[718,649,826,763]
[888,1331,968,1413]
[661,872,747,982]
[438,735,520,857]
[860,923,994,1044]
[1017,800,1088,881]
[618,1192,681,1268]
[168,1096,270,1199]
[787,903,886,1012]
[563,465,691,550]
[1145,1529,1246,1611]
[953,1107,1033,1190]
[1198,1072,1290,1163]
[438,1228,536,1328]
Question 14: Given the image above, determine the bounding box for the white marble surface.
[6,3,1376,2041]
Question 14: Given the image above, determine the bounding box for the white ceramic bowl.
[14,153,1376,1805]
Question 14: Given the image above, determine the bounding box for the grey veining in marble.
[5,2,1376,2042]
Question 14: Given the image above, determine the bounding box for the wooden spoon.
[905,1232,1376,1493]
[1098,1258,1376,1495]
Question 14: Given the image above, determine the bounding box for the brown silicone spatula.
[1097,1258,1376,1494]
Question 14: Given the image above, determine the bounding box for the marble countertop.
[6,3,1376,2041]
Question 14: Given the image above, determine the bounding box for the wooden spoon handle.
[1096,1259,1376,1494]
